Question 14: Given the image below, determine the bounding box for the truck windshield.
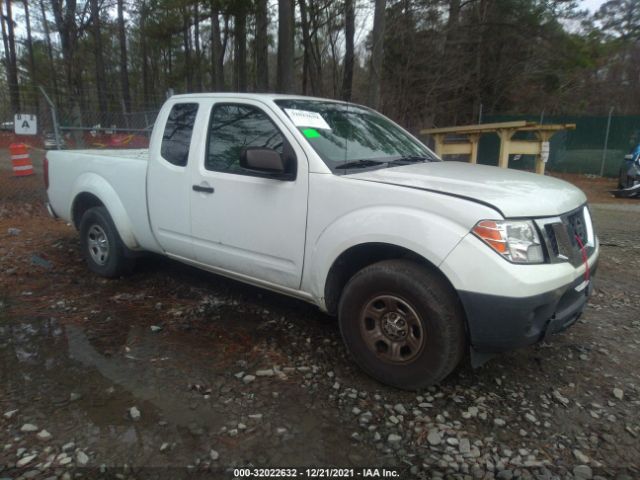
[275,99,438,172]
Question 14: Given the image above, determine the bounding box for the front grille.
[565,209,588,247]
[536,206,594,266]
[544,224,559,256]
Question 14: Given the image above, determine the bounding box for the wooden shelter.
[421,121,576,174]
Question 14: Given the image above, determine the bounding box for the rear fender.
[70,173,139,249]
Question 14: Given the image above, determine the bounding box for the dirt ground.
[1,154,639,480]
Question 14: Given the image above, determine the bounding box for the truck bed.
[46,148,157,251]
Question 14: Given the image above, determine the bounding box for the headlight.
[472,220,544,264]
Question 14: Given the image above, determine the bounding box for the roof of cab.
[170,92,349,104]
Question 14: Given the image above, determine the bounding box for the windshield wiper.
[389,155,432,164]
[336,159,387,170]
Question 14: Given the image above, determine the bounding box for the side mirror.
[240,147,285,174]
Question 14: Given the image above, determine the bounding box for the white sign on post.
[14,114,37,135]
[540,141,550,163]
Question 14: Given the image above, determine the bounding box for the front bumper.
[458,259,597,353]
[440,205,599,357]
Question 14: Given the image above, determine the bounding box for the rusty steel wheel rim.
[359,294,425,364]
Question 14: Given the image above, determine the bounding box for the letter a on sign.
[14,114,38,135]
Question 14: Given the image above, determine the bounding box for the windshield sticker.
[285,109,331,130]
[302,128,321,139]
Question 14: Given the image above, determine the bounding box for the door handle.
[192,185,214,194]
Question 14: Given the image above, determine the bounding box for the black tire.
[338,259,466,390]
[79,206,134,278]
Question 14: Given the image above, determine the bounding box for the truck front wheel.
[338,259,465,389]
[79,206,134,278]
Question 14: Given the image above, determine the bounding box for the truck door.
[189,99,308,289]
[147,101,203,259]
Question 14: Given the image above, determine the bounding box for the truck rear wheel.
[338,259,465,390]
[79,206,134,278]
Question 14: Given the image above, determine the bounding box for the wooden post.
[433,133,445,158]
[497,129,515,168]
[468,134,480,164]
[535,131,553,175]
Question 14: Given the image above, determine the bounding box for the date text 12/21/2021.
[232,468,400,478]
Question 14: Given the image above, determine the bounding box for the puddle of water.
[0,314,379,468]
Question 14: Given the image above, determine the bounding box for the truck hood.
[348,161,587,218]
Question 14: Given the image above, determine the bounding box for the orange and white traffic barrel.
[9,143,34,177]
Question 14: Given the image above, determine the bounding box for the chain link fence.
[0,87,163,213]
[0,86,164,151]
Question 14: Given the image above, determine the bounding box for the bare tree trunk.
[446,0,460,41]
[194,2,202,91]
[277,0,295,93]
[222,14,230,74]
[90,0,108,122]
[23,0,38,109]
[328,27,339,97]
[234,11,247,91]
[341,0,355,101]
[255,0,269,92]
[473,0,487,119]
[1,3,10,90]
[51,0,85,146]
[183,10,193,91]
[117,0,131,113]
[140,0,150,107]
[299,0,311,94]
[210,0,224,90]
[39,0,60,105]
[367,0,385,109]
[149,47,158,102]
[3,0,20,113]
[308,0,323,95]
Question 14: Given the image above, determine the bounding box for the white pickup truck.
[45,94,599,389]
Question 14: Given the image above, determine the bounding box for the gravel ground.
[0,165,639,480]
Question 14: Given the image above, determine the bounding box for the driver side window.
[206,104,284,174]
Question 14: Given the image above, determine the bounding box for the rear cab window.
[161,103,199,167]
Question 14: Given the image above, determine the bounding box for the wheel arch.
[323,242,463,319]
[69,173,140,249]
[71,192,104,228]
